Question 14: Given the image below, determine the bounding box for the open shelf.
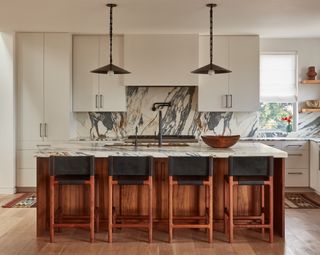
[301,80,320,84]
[301,108,320,113]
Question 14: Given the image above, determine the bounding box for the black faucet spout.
[151,102,172,146]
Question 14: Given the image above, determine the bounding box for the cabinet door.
[17,33,44,142]
[310,141,319,190]
[228,36,260,111]
[124,34,198,86]
[198,36,229,111]
[98,35,126,112]
[73,35,99,111]
[44,33,71,141]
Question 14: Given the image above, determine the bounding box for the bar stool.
[49,156,95,243]
[108,156,153,243]
[168,156,214,243]
[224,156,274,243]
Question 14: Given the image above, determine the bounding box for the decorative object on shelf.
[201,135,240,148]
[305,99,320,109]
[91,3,130,75]
[306,66,317,80]
[281,115,292,133]
[191,3,231,75]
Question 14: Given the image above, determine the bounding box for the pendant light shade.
[91,3,130,75]
[191,4,231,75]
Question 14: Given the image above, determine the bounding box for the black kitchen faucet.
[151,102,172,146]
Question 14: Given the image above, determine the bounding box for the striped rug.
[2,193,36,208]
[285,192,320,209]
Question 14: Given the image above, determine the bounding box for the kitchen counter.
[36,141,287,158]
[36,141,286,239]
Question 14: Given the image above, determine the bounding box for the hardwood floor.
[1,194,320,255]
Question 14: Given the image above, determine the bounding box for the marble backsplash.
[73,86,320,140]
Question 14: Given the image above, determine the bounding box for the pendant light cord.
[209,5,213,65]
[109,5,113,65]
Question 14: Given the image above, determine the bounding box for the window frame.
[259,51,299,132]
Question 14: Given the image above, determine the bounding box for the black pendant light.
[91,3,130,75]
[191,4,231,75]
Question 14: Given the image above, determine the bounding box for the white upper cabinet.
[124,35,198,86]
[17,33,71,142]
[198,36,229,111]
[72,35,126,112]
[17,33,44,142]
[198,35,260,112]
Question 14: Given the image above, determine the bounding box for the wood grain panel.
[36,157,285,238]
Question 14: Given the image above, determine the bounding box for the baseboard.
[16,187,36,193]
[0,187,17,194]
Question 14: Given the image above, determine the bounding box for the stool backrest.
[228,156,273,177]
[49,156,95,176]
[108,156,153,176]
[168,156,213,176]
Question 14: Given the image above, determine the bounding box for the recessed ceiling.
[1,0,320,38]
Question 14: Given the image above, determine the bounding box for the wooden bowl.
[201,135,240,148]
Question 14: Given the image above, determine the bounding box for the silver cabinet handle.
[288,153,303,157]
[225,94,228,108]
[40,123,43,138]
[95,94,99,108]
[44,123,47,138]
[285,144,303,148]
[288,172,303,175]
[229,94,233,108]
[36,144,51,147]
[100,95,103,108]
[318,151,320,171]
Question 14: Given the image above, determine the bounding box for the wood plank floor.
[1,194,320,255]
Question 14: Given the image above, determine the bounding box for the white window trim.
[259,51,299,132]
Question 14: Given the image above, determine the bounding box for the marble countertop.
[35,141,287,158]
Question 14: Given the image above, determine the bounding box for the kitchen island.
[36,141,287,238]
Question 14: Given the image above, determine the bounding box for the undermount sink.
[125,135,197,144]
[105,143,190,147]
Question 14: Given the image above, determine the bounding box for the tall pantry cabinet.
[16,33,72,187]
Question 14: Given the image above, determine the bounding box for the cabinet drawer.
[285,150,309,169]
[285,168,309,187]
[282,141,308,151]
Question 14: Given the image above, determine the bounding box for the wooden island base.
[37,157,285,238]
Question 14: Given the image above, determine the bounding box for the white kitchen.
[1,1,320,254]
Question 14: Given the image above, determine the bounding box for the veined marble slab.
[35,141,287,159]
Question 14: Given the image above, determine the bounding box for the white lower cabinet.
[261,140,309,187]
[310,141,320,192]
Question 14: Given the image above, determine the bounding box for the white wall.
[0,32,16,194]
[260,38,320,104]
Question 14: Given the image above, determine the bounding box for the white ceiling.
[1,0,320,38]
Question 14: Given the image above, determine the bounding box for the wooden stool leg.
[269,177,274,243]
[90,176,95,243]
[208,177,213,243]
[95,178,100,233]
[148,177,153,243]
[108,176,113,243]
[168,176,173,243]
[50,176,55,243]
[261,185,265,235]
[229,176,234,243]
[223,177,227,234]
[57,185,62,233]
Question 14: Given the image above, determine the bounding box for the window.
[259,53,298,135]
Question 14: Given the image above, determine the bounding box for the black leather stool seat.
[228,156,273,177]
[169,156,213,177]
[55,175,91,185]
